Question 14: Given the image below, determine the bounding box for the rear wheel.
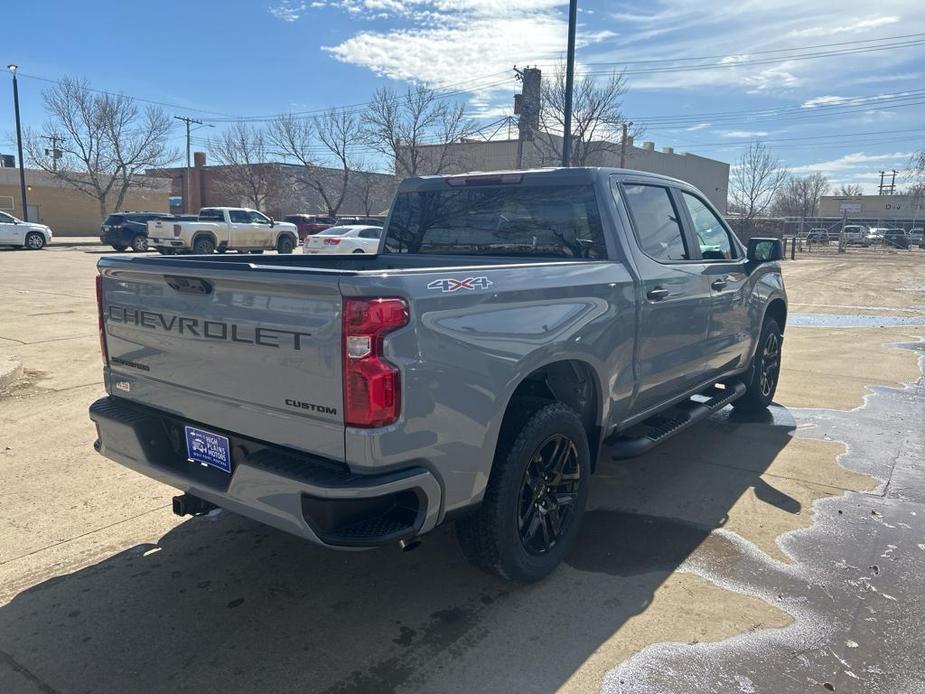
[456,401,590,583]
[130,235,148,252]
[277,235,295,254]
[25,232,46,250]
[733,318,782,412]
[192,236,215,255]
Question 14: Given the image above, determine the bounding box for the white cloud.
[685,123,710,131]
[786,15,899,38]
[789,151,912,175]
[313,1,614,93]
[720,130,769,138]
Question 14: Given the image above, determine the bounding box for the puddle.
[789,312,925,328]
[602,341,925,693]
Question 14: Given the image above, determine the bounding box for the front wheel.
[25,232,47,250]
[277,235,295,254]
[733,318,782,412]
[456,401,590,583]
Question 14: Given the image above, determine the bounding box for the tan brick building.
[0,167,171,236]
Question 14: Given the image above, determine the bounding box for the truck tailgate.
[99,262,344,460]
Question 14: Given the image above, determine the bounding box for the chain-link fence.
[727,216,925,258]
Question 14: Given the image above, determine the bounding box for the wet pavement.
[605,340,925,694]
[790,313,925,328]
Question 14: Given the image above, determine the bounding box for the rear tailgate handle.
[164,275,213,295]
[646,287,670,301]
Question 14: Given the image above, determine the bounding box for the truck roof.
[403,167,692,190]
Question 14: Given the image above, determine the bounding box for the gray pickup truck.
[89,167,786,582]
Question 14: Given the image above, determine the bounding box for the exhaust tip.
[399,538,422,552]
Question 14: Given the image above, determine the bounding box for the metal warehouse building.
[818,194,925,222]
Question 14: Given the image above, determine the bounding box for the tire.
[277,235,295,254]
[249,250,264,254]
[733,318,782,412]
[130,235,148,252]
[352,249,365,254]
[192,236,215,255]
[111,244,128,252]
[25,232,46,250]
[455,401,591,583]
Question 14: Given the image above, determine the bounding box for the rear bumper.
[88,396,443,547]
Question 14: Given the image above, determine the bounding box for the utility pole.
[561,0,578,167]
[41,134,64,172]
[7,64,28,221]
[889,169,897,195]
[513,66,541,169]
[878,170,886,196]
[174,115,203,213]
[619,121,633,168]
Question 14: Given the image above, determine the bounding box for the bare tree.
[208,122,276,211]
[269,109,362,217]
[729,141,788,230]
[24,78,176,219]
[836,183,864,196]
[362,85,472,178]
[531,63,638,167]
[773,173,830,218]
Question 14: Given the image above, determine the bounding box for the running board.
[608,381,747,459]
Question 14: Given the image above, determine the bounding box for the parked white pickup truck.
[148,207,299,255]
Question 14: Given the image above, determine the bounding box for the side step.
[608,381,747,459]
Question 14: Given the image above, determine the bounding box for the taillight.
[342,298,409,428]
[325,238,341,246]
[96,274,109,365]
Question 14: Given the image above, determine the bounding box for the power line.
[565,31,925,67]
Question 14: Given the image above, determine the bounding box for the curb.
[0,357,23,392]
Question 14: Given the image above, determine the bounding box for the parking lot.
[1,243,923,693]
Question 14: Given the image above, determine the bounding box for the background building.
[818,194,925,222]
[0,167,170,236]
[150,153,396,219]
[406,135,730,211]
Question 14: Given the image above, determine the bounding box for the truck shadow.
[0,405,799,693]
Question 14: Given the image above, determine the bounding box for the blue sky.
[2,0,924,193]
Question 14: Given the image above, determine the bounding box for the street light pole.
[7,64,29,221]
[561,0,578,167]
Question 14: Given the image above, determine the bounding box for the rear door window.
[619,184,689,262]
[680,192,736,260]
[384,184,607,259]
[200,209,225,222]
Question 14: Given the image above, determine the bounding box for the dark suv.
[100,212,174,252]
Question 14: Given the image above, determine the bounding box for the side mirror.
[747,237,783,263]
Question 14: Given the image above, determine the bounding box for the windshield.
[383,184,606,259]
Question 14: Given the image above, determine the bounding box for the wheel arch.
[191,230,217,248]
[496,359,604,472]
[764,297,787,333]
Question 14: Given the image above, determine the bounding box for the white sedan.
[0,211,54,250]
[303,225,382,254]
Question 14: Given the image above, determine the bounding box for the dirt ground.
[0,245,923,693]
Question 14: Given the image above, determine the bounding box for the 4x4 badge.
[426,276,494,293]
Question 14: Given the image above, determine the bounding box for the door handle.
[646,286,670,301]
[711,279,727,290]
